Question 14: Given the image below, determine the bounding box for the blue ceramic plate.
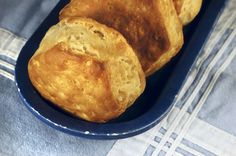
[15,0,226,139]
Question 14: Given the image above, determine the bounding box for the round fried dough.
[28,17,145,123]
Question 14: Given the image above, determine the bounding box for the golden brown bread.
[28,17,145,123]
[173,0,203,25]
[60,0,184,76]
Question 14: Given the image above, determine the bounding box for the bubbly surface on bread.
[173,0,202,25]
[28,18,145,122]
[60,0,183,76]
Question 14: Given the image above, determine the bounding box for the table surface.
[0,0,236,156]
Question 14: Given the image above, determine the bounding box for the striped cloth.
[0,0,236,155]
[0,28,26,80]
[108,0,236,155]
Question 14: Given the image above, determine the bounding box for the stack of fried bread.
[28,0,202,123]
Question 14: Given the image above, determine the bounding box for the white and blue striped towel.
[0,0,236,155]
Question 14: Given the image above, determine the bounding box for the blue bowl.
[15,0,226,139]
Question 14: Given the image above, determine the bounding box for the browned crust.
[28,17,146,123]
[28,43,126,122]
[60,0,184,76]
[173,0,203,25]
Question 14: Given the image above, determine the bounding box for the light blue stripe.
[159,127,167,135]
[176,147,195,156]
[0,54,16,66]
[176,18,236,110]
[0,64,14,75]
[176,26,235,110]
[157,150,166,156]
[170,132,178,140]
[188,32,236,113]
[143,145,156,156]
[154,136,161,143]
[181,138,217,156]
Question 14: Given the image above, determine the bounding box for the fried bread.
[28,17,145,123]
[173,0,202,25]
[60,0,184,76]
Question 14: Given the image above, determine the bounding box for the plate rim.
[14,0,226,139]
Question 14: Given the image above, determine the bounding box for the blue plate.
[15,0,226,139]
